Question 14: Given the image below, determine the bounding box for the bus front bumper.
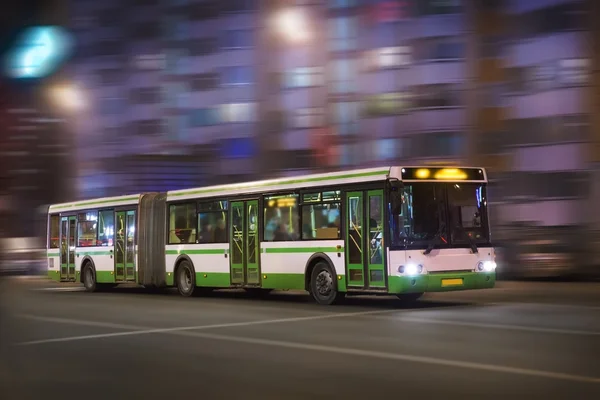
[389,272,495,294]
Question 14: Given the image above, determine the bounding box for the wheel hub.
[315,270,333,296]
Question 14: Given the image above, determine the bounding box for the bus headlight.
[477,261,496,272]
[399,264,423,276]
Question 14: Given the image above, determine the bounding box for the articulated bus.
[46,166,496,305]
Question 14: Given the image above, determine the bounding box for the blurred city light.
[4,26,73,79]
[49,83,86,112]
[274,8,311,44]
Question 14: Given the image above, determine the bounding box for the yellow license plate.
[441,278,464,287]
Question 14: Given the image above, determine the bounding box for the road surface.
[1,278,599,399]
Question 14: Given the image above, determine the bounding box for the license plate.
[441,278,463,287]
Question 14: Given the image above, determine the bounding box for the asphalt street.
[0,278,599,400]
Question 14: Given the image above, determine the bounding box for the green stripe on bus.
[264,247,343,253]
[77,251,113,256]
[169,169,389,197]
[166,249,226,255]
[49,196,140,211]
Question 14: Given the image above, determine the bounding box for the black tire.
[396,292,424,303]
[309,262,345,305]
[176,260,196,297]
[82,263,97,293]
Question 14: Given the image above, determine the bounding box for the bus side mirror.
[390,183,403,215]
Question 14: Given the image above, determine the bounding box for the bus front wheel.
[309,262,344,305]
[82,264,96,293]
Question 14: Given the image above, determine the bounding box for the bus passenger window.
[77,212,98,247]
[198,200,228,243]
[264,194,299,241]
[169,203,197,244]
[49,215,59,248]
[301,203,341,240]
[97,210,114,246]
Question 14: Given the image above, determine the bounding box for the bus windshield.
[389,182,490,249]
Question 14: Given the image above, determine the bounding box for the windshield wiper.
[423,224,447,255]
[454,225,478,254]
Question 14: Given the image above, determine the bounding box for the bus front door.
[230,200,260,286]
[114,210,137,282]
[59,216,77,282]
[345,190,386,290]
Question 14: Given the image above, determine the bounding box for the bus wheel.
[396,293,423,303]
[176,260,196,297]
[82,264,96,293]
[310,262,344,305]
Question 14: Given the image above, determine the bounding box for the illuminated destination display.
[401,167,485,181]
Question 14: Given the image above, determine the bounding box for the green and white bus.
[46,166,496,305]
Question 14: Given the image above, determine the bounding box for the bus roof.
[167,167,392,202]
[46,166,488,214]
[48,194,142,214]
[166,166,488,202]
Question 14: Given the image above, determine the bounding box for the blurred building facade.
[0,0,589,263]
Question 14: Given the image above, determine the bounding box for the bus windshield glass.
[389,182,490,249]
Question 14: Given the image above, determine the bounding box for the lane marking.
[173,331,600,385]
[457,300,600,311]
[370,315,600,336]
[16,308,402,346]
[32,287,85,292]
[16,314,600,385]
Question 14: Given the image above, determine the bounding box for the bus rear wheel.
[310,262,344,305]
[176,260,196,297]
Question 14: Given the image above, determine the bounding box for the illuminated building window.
[292,108,324,129]
[220,103,256,123]
[222,66,254,85]
[329,16,358,51]
[363,92,412,117]
[222,29,254,49]
[364,46,411,70]
[558,58,589,87]
[189,108,220,127]
[285,67,324,89]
